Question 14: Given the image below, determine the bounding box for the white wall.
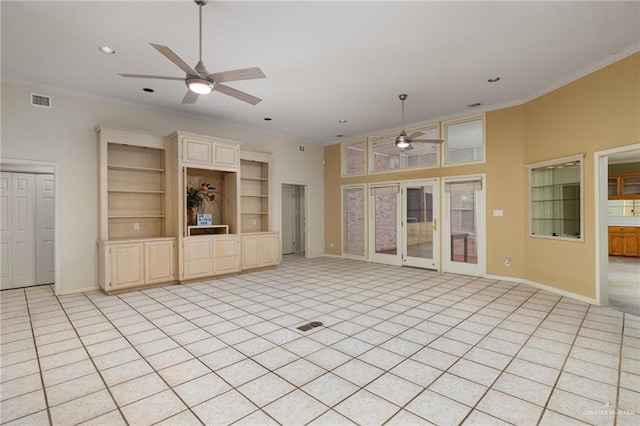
[0,82,324,294]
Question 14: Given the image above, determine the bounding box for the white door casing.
[36,174,55,284]
[402,179,440,270]
[369,184,402,266]
[0,173,11,288]
[282,185,296,254]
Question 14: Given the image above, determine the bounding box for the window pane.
[406,185,434,260]
[343,141,366,176]
[445,118,483,164]
[374,192,397,255]
[370,126,439,173]
[343,187,365,255]
[449,184,477,264]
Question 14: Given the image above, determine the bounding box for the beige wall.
[1,82,325,294]
[324,53,639,300]
[522,53,639,298]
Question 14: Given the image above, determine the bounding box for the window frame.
[341,139,367,177]
[442,114,486,167]
[527,154,585,242]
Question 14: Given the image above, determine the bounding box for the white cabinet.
[99,238,176,293]
[241,232,280,270]
[181,136,239,171]
[183,235,240,280]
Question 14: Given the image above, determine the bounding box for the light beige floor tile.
[332,358,384,387]
[0,389,46,423]
[386,409,434,426]
[237,372,295,407]
[308,409,357,426]
[462,409,511,425]
[199,346,247,370]
[193,389,257,425]
[100,358,154,387]
[366,373,422,407]
[77,409,127,426]
[305,347,351,370]
[391,359,442,387]
[159,359,211,387]
[302,372,358,407]
[0,373,42,402]
[335,389,399,425]
[217,358,269,387]
[120,389,187,426]
[110,372,168,406]
[430,373,487,407]
[477,389,544,425]
[556,371,618,405]
[2,409,49,426]
[49,389,116,426]
[45,372,105,406]
[406,389,471,426]
[145,347,193,370]
[153,410,203,426]
[264,389,328,425]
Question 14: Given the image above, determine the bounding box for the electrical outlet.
[134,222,140,230]
[504,256,511,267]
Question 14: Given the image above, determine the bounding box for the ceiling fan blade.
[119,73,184,81]
[182,90,199,104]
[411,139,445,144]
[214,83,262,105]
[208,67,266,83]
[150,43,200,77]
[407,131,425,140]
[402,144,414,151]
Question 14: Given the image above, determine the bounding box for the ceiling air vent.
[298,145,306,153]
[31,94,51,108]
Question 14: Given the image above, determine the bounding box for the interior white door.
[36,174,55,284]
[402,180,439,270]
[443,176,486,276]
[0,173,12,289]
[11,173,36,289]
[281,185,296,254]
[369,184,402,266]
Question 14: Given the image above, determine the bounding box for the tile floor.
[1,255,639,426]
[608,256,640,316]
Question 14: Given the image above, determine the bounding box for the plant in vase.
[186,183,217,225]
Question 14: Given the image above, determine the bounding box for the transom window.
[443,115,485,165]
[369,125,439,173]
[342,139,366,176]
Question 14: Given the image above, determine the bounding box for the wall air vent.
[298,145,306,153]
[31,94,52,108]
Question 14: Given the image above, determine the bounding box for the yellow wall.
[324,53,639,299]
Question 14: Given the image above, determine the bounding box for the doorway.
[281,184,306,255]
[1,171,55,290]
[595,145,640,314]
[402,180,439,269]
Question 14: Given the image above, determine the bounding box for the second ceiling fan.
[392,94,443,149]
[120,0,265,105]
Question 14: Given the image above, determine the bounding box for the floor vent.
[297,321,322,332]
[31,93,52,108]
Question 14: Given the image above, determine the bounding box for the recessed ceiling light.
[99,46,115,54]
[143,88,154,93]
[488,77,501,83]
[467,102,482,108]
[264,117,272,121]
[338,119,348,123]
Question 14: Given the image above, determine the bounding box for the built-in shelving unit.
[240,155,270,233]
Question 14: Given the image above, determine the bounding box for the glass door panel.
[402,180,439,269]
[370,185,401,265]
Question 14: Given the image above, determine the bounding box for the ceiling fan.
[392,94,443,150]
[120,0,265,105]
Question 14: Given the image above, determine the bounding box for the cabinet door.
[609,232,623,255]
[213,236,239,274]
[145,240,175,284]
[212,144,239,169]
[109,243,144,291]
[622,233,638,256]
[183,239,212,279]
[183,138,212,167]
[241,235,261,270]
[260,233,280,267]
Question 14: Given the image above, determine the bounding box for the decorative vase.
[187,209,195,226]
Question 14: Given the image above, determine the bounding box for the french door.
[402,180,439,270]
[369,184,402,265]
[443,176,486,276]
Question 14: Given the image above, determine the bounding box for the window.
[342,139,366,176]
[369,125,439,173]
[443,115,484,165]
[528,154,584,240]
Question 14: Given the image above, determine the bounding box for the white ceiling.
[2,1,638,144]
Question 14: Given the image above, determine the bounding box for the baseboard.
[320,253,343,259]
[56,285,101,296]
[485,273,597,305]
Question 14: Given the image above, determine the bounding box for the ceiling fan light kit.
[119,0,265,105]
